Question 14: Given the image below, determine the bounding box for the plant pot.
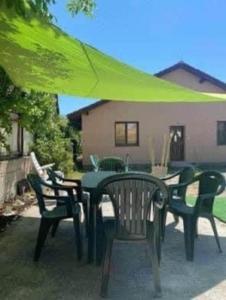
[152,166,168,178]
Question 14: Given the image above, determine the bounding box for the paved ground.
[0,204,226,300]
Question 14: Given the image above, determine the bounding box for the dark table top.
[81,171,116,190]
[81,170,158,191]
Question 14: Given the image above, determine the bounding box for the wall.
[82,101,226,166]
[81,67,226,166]
[0,156,32,203]
[0,120,33,203]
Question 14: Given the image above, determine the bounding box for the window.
[217,121,226,145]
[115,122,139,146]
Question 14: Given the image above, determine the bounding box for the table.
[82,171,116,263]
[82,170,167,263]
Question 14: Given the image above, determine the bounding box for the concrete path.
[0,204,226,300]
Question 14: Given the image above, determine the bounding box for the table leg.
[87,193,105,265]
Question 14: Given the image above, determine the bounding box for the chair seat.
[103,218,147,240]
[42,204,80,219]
[169,200,194,215]
[58,189,89,202]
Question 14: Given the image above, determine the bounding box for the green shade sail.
[0,4,224,102]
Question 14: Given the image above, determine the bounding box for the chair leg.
[209,216,222,253]
[51,220,60,237]
[146,220,161,297]
[155,211,162,263]
[148,234,162,297]
[96,208,105,266]
[34,218,52,262]
[100,239,113,298]
[183,216,196,261]
[83,202,89,237]
[73,215,83,261]
[161,206,167,241]
[195,219,198,238]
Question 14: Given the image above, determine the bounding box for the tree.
[0,67,75,174]
[0,0,93,172]
[3,0,96,20]
[67,0,96,17]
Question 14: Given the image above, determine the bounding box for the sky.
[50,0,226,115]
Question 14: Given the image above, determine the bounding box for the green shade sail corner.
[0,3,225,103]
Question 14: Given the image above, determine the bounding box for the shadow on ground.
[0,206,226,300]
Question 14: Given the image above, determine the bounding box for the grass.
[187,196,226,223]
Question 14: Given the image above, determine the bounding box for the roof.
[155,61,226,91]
[67,100,110,121]
[67,61,226,120]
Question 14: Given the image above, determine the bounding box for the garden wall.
[0,157,32,204]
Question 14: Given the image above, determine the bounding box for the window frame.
[115,121,139,147]
[217,121,226,146]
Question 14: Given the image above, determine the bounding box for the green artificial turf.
[187,196,226,223]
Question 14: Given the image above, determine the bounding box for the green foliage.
[2,0,96,20]
[67,0,96,17]
[31,116,75,175]
[0,66,76,174]
[0,67,57,147]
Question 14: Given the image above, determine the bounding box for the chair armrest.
[45,172,83,201]
[40,180,76,195]
[53,182,82,200]
[167,181,190,190]
[53,172,81,186]
[61,178,81,186]
[40,163,55,170]
[161,170,181,181]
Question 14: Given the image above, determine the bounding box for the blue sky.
[50,0,226,115]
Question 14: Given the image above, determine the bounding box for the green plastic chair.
[94,173,168,297]
[168,171,225,261]
[98,156,126,172]
[47,168,89,236]
[161,166,195,238]
[27,174,82,262]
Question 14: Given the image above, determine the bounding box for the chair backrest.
[30,152,44,177]
[90,154,99,171]
[177,166,195,199]
[195,171,225,215]
[95,173,168,240]
[98,157,126,172]
[27,173,46,214]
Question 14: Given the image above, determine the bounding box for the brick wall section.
[0,157,32,204]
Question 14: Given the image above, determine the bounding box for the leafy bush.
[32,121,74,175]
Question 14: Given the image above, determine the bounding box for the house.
[0,114,32,203]
[68,62,226,169]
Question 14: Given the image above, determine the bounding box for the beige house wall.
[81,68,226,166]
[159,68,225,93]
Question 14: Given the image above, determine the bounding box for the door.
[170,126,185,161]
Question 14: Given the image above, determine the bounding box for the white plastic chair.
[30,152,63,181]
